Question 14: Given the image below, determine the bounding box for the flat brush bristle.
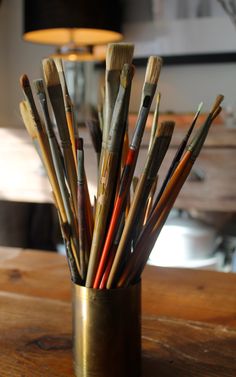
[43,58,60,87]
[54,58,64,73]
[210,94,224,115]
[33,79,45,95]
[157,121,175,137]
[19,101,37,138]
[145,56,163,85]
[106,43,134,71]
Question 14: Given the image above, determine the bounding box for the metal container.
[72,281,141,377]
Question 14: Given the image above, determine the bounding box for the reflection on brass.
[73,281,141,377]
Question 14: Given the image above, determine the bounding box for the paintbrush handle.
[47,88,78,211]
[77,142,92,281]
[154,110,200,207]
[85,150,119,287]
[38,98,81,274]
[77,182,88,281]
[56,207,81,284]
[118,163,192,288]
[106,132,172,288]
[99,245,117,289]
[128,166,192,287]
[130,106,150,149]
[106,173,146,288]
[92,148,136,287]
[98,211,126,289]
[65,96,77,164]
[143,177,158,225]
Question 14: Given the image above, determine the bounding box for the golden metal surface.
[73,281,141,377]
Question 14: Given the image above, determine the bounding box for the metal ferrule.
[130,104,150,149]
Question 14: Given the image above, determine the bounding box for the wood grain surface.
[1,248,236,376]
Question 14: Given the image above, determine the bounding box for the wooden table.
[0,247,236,376]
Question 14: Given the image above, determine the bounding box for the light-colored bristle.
[54,58,64,73]
[106,43,134,70]
[157,121,175,137]
[210,94,224,115]
[19,101,37,139]
[33,79,45,95]
[145,56,163,85]
[20,74,30,89]
[197,102,203,113]
[42,58,60,87]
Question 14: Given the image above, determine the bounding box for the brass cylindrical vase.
[73,281,141,377]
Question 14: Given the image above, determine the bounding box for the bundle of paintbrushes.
[19,43,223,288]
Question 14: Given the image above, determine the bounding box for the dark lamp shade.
[23,0,123,46]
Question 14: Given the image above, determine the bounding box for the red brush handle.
[93,148,136,288]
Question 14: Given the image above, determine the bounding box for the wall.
[128,62,236,114]
[0,0,236,128]
[0,0,52,128]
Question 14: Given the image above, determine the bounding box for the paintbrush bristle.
[43,58,60,87]
[157,121,175,137]
[197,102,203,113]
[54,58,64,73]
[145,56,163,85]
[210,94,224,115]
[20,74,30,89]
[106,43,134,71]
[19,101,37,139]
[33,79,45,95]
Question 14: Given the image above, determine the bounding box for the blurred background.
[0,0,236,272]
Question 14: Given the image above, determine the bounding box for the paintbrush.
[32,78,64,166]
[98,44,134,183]
[99,212,126,289]
[92,56,162,288]
[143,176,158,225]
[54,195,81,284]
[54,58,77,163]
[118,178,182,288]
[19,85,67,226]
[77,137,91,281]
[122,100,224,287]
[102,43,134,148]
[148,92,161,151]
[153,101,203,208]
[43,58,77,212]
[19,100,82,275]
[33,79,81,277]
[20,74,52,159]
[19,100,42,156]
[20,75,43,130]
[85,63,135,287]
[105,120,174,289]
[117,96,224,287]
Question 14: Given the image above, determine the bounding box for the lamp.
[23,0,123,124]
[23,0,123,60]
